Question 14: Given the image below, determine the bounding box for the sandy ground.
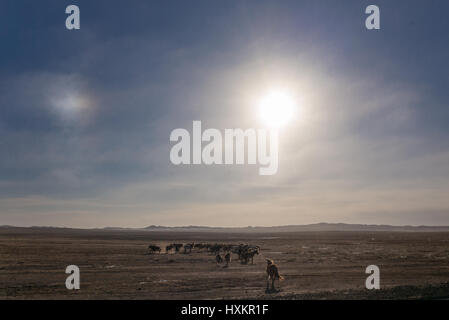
[1,228,449,299]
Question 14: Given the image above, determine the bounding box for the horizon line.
[2,222,449,231]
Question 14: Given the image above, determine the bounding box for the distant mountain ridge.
[2,223,449,233]
[140,223,449,233]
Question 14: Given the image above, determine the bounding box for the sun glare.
[258,90,295,128]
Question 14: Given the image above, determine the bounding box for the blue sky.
[1,1,449,227]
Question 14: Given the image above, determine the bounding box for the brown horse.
[241,248,259,264]
[148,245,161,254]
[216,254,223,265]
[266,259,284,292]
[224,252,231,267]
[173,243,183,253]
[165,244,174,254]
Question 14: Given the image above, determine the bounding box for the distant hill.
[140,223,449,233]
[2,223,449,233]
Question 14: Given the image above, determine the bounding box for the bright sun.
[258,90,295,128]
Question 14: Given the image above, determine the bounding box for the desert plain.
[1,227,449,299]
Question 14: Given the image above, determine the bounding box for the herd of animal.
[147,242,284,291]
[148,242,260,264]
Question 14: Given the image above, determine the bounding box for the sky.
[1,0,449,228]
